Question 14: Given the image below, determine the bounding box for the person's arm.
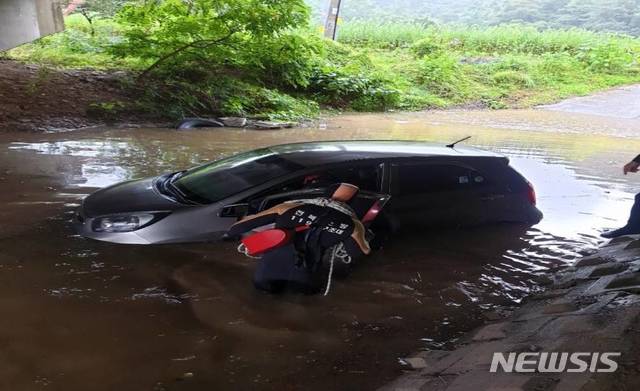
[227,202,302,237]
[624,155,640,175]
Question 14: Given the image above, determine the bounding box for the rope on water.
[323,242,351,296]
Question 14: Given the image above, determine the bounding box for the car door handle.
[480,194,505,201]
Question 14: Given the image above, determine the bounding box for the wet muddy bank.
[382,237,640,391]
[0,60,315,133]
[0,59,167,132]
[3,59,638,134]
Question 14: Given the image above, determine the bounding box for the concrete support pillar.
[0,0,65,51]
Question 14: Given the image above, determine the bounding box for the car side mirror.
[219,203,249,218]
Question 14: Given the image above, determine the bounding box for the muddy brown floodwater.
[1,108,640,391]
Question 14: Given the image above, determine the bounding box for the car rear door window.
[303,164,383,192]
[396,163,487,195]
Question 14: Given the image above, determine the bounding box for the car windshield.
[172,148,303,204]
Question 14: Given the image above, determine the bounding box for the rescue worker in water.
[228,183,371,294]
[602,155,640,238]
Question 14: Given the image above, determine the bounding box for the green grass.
[334,21,434,48]
[7,14,143,69]
[338,22,640,53]
[6,16,640,118]
[336,22,640,109]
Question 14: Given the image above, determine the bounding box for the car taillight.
[526,181,537,205]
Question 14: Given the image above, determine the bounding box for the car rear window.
[173,149,303,204]
[397,164,488,195]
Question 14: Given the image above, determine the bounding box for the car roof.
[268,140,506,167]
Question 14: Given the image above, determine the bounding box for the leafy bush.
[536,53,581,73]
[300,40,401,111]
[577,42,636,73]
[412,38,446,57]
[139,76,318,121]
[240,31,324,89]
[416,53,464,97]
[229,85,319,120]
[308,68,400,111]
[111,0,310,77]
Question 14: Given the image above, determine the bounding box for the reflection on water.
[1,109,640,390]
[79,162,129,188]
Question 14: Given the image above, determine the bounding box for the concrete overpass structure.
[0,0,65,51]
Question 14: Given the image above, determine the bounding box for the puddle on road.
[1,108,640,390]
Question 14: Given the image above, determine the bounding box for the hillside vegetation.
[308,0,640,37]
[4,0,640,121]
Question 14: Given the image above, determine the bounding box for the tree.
[112,0,311,79]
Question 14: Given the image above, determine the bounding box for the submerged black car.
[75,140,542,244]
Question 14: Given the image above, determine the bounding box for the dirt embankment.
[0,60,165,132]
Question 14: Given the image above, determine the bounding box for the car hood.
[82,177,183,217]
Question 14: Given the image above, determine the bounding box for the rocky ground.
[381,236,640,391]
[0,59,164,132]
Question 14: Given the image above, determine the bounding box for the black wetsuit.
[229,200,367,293]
